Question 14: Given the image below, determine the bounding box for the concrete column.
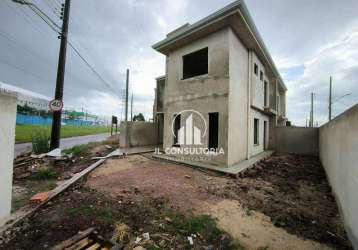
[0,92,17,225]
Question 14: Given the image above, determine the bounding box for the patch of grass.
[166,211,243,249]
[31,129,50,154]
[63,144,89,157]
[67,205,115,224]
[31,166,58,180]
[16,124,110,143]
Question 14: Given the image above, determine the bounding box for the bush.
[31,166,58,180]
[31,129,50,154]
[63,144,89,157]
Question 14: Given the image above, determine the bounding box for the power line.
[0,58,51,83]
[10,0,121,96]
[67,41,119,94]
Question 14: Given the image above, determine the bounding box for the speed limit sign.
[49,99,64,112]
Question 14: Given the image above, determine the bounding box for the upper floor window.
[260,71,263,81]
[254,63,258,75]
[183,47,208,79]
[264,81,268,106]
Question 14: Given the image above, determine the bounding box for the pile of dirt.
[1,183,238,250]
[208,154,352,249]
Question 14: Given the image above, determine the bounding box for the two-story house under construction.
[152,0,287,167]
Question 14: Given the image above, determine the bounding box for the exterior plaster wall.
[163,28,230,165]
[119,121,159,148]
[251,53,268,109]
[227,29,249,165]
[319,104,358,248]
[250,109,269,157]
[0,92,17,225]
[275,126,318,156]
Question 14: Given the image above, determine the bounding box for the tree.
[133,113,145,121]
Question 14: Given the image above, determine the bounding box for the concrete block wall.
[0,92,17,225]
[319,104,358,249]
[275,126,318,156]
[120,121,159,148]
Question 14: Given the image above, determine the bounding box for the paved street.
[14,133,111,157]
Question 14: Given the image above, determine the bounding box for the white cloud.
[285,22,358,126]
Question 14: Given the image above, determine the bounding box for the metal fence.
[16,114,93,126]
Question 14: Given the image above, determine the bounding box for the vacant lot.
[15,124,110,143]
[1,153,352,249]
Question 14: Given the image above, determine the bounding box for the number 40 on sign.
[49,99,64,112]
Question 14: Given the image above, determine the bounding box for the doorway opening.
[208,112,219,149]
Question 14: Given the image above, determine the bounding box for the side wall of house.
[319,104,358,249]
[250,53,270,157]
[0,93,17,226]
[227,29,249,166]
[163,28,230,165]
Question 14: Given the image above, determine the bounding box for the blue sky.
[0,0,357,126]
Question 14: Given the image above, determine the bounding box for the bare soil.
[208,154,351,249]
[2,153,352,250]
[1,183,237,250]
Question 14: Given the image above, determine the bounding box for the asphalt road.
[14,133,111,157]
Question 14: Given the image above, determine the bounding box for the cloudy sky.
[0,0,357,125]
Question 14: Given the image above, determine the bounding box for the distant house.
[152,1,287,167]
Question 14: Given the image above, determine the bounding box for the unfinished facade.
[153,0,287,167]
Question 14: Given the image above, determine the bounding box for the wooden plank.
[85,243,101,250]
[51,228,96,250]
[0,149,118,238]
[67,237,93,250]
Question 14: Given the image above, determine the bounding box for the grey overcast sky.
[0,0,357,125]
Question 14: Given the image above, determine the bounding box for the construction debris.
[30,192,49,204]
[46,148,62,157]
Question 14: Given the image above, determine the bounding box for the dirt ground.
[11,135,119,213]
[86,153,352,249]
[1,153,352,249]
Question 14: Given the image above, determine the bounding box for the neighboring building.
[0,82,50,110]
[152,0,287,167]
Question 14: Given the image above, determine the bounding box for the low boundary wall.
[319,104,358,249]
[275,126,318,156]
[120,121,158,147]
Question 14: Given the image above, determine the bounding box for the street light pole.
[50,0,71,150]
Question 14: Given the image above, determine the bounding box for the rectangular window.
[254,63,258,75]
[208,112,219,149]
[183,47,208,79]
[173,114,181,146]
[263,120,267,150]
[254,118,259,145]
[264,80,268,106]
[260,71,263,81]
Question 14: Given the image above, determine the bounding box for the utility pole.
[310,92,314,127]
[329,76,332,121]
[50,0,71,150]
[124,69,129,122]
[130,93,133,121]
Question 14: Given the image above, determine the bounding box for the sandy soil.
[86,154,351,249]
[209,200,332,250]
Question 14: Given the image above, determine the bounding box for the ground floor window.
[208,112,219,149]
[254,118,259,145]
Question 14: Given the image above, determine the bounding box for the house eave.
[152,0,287,91]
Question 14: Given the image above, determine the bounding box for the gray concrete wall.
[275,126,318,156]
[120,121,158,148]
[319,104,358,249]
[228,28,249,165]
[0,92,17,226]
[163,28,230,165]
